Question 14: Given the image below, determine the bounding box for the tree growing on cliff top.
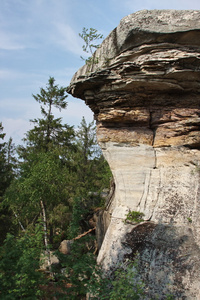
[79,27,104,65]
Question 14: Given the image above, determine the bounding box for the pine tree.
[67,117,111,237]
[0,123,16,245]
[79,27,104,64]
[19,76,74,158]
[75,117,111,201]
[2,80,113,298]
[0,122,8,200]
[5,78,75,264]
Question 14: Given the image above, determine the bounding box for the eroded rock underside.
[67,10,200,299]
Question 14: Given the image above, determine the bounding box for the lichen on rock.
[67,10,200,299]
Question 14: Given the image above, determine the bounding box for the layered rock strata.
[67,10,200,299]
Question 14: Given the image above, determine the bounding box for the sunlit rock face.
[67,10,200,299]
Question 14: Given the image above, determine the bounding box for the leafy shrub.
[54,237,97,299]
[87,258,145,300]
[0,225,46,299]
[109,260,145,300]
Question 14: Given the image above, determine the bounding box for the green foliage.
[5,115,111,246]
[4,77,75,246]
[0,204,15,246]
[55,237,97,299]
[75,117,112,203]
[87,260,175,300]
[33,76,67,110]
[48,203,71,244]
[166,295,175,300]
[20,76,73,156]
[109,260,145,300]
[0,124,17,244]
[86,259,145,300]
[1,77,112,298]
[86,265,110,299]
[4,150,75,251]
[64,118,112,239]
[124,211,145,224]
[0,225,46,299]
[79,27,104,54]
[0,124,15,200]
[79,27,104,64]
[67,197,84,239]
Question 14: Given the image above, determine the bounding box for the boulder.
[59,239,73,255]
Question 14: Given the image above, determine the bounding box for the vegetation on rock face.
[124,211,145,224]
[79,27,104,65]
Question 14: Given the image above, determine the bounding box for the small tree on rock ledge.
[79,27,104,65]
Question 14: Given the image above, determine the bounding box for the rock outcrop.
[67,10,200,299]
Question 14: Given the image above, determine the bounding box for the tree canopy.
[0,76,112,299]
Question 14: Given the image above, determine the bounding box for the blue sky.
[1,0,200,145]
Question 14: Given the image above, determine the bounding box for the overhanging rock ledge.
[67,10,200,299]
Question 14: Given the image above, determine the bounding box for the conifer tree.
[0,122,8,200]
[5,78,75,265]
[75,117,111,199]
[0,123,16,244]
[2,79,113,297]
[79,27,104,64]
[19,76,74,158]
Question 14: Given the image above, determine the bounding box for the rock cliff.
[67,10,200,299]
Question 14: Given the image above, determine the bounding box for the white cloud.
[0,96,40,120]
[2,117,33,144]
[62,97,94,126]
[0,69,25,80]
[0,0,87,57]
[52,22,83,55]
[0,30,26,50]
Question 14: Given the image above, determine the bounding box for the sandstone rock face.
[67,10,200,299]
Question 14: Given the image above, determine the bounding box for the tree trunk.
[13,210,25,232]
[40,200,51,270]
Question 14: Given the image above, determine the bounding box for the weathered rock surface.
[67,10,200,299]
